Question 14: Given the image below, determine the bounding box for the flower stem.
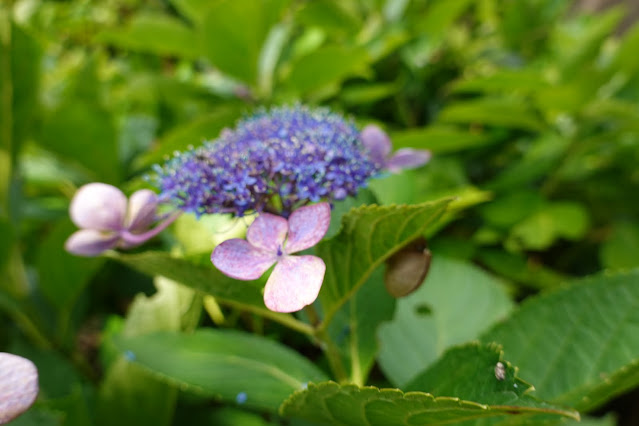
[304,305,348,382]
[314,324,348,383]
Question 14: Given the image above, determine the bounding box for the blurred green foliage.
[3,0,639,424]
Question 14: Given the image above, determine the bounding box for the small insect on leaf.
[384,237,432,298]
[495,361,506,381]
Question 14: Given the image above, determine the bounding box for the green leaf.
[98,357,177,426]
[485,134,572,190]
[507,202,590,251]
[389,125,497,154]
[481,269,639,411]
[97,278,197,426]
[378,256,513,387]
[451,70,550,94]
[40,101,120,183]
[109,251,307,332]
[133,106,242,170]
[327,268,395,385]
[477,249,566,290]
[599,222,639,270]
[36,220,104,312]
[281,371,577,426]
[295,0,360,36]
[200,0,288,84]
[405,344,576,417]
[97,14,200,58]
[114,329,328,412]
[109,251,262,305]
[317,199,451,327]
[286,45,370,95]
[437,98,545,131]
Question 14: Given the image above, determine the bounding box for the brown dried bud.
[384,237,432,298]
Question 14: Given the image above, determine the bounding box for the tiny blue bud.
[236,392,248,404]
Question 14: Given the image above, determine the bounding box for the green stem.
[315,325,348,383]
[305,305,348,382]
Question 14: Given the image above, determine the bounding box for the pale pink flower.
[361,124,431,173]
[65,183,179,256]
[211,203,331,313]
[0,353,38,424]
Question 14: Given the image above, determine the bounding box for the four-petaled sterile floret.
[212,203,330,313]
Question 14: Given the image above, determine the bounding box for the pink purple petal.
[246,213,288,253]
[69,183,127,231]
[126,189,158,232]
[386,148,432,173]
[211,239,277,280]
[361,124,392,164]
[120,212,181,248]
[263,255,326,313]
[64,229,120,257]
[285,203,331,254]
[0,353,38,424]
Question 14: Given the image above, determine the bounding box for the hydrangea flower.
[0,353,38,424]
[212,203,330,313]
[361,124,431,173]
[65,183,179,257]
[153,105,380,217]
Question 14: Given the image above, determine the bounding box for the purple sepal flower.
[65,183,180,257]
[211,203,330,313]
[0,353,38,424]
[154,105,380,217]
[361,124,431,173]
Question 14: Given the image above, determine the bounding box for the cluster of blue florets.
[153,105,380,217]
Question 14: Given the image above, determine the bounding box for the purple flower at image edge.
[65,183,180,257]
[212,203,331,313]
[0,353,38,424]
[361,124,431,173]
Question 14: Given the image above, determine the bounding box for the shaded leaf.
[114,329,328,412]
[390,125,497,153]
[97,14,200,58]
[438,98,545,131]
[481,269,639,411]
[599,222,639,270]
[110,251,302,331]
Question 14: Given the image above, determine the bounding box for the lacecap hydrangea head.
[152,105,381,217]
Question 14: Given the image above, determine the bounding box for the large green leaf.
[97,14,200,59]
[97,278,198,426]
[281,344,578,426]
[114,329,328,412]
[286,45,370,95]
[317,199,451,328]
[110,252,299,327]
[481,269,639,411]
[378,256,513,387]
[437,98,545,131]
[199,0,288,84]
[389,125,497,154]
